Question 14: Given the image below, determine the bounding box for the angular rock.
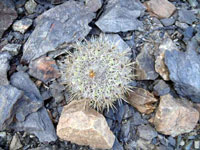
[165,40,200,102]
[145,0,176,18]
[0,85,24,130]
[10,71,43,122]
[22,1,95,63]
[12,18,33,34]
[50,81,65,103]
[153,80,170,96]
[29,57,60,83]
[178,9,196,25]
[0,52,11,85]
[10,107,57,142]
[160,18,175,26]
[95,0,145,32]
[85,0,102,12]
[9,134,23,150]
[153,94,199,136]
[137,124,158,141]
[0,0,18,38]
[127,88,158,114]
[135,44,159,80]
[1,43,21,56]
[57,100,115,149]
[25,0,37,14]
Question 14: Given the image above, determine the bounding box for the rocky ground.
[0,0,200,150]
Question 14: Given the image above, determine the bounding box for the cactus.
[60,34,133,111]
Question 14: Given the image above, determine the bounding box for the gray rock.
[183,26,194,42]
[0,85,24,130]
[9,134,23,150]
[1,43,21,56]
[95,0,145,32]
[153,80,170,96]
[12,18,33,34]
[0,0,18,38]
[137,124,158,141]
[10,71,43,122]
[178,9,196,25]
[175,21,189,29]
[10,107,57,142]
[50,81,65,103]
[165,39,200,102]
[25,0,37,14]
[135,44,159,80]
[187,0,198,7]
[119,121,131,143]
[0,52,12,85]
[22,1,95,63]
[85,0,103,12]
[160,18,175,26]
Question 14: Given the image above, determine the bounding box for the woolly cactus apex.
[60,34,133,111]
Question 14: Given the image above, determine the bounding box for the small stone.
[153,80,170,96]
[85,0,102,12]
[160,18,175,26]
[137,124,158,141]
[57,100,115,149]
[12,18,33,34]
[127,88,158,114]
[1,43,21,56]
[0,85,24,130]
[194,141,200,149]
[95,0,145,32]
[183,26,194,42]
[0,52,11,85]
[175,21,189,29]
[9,134,23,150]
[25,0,37,14]
[153,94,199,137]
[29,57,60,83]
[187,0,198,7]
[135,44,159,80]
[178,9,196,25]
[0,132,6,138]
[145,0,176,18]
[50,81,65,103]
[0,0,18,38]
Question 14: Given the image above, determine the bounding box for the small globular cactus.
[60,34,133,111]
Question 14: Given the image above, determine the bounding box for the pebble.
[25,0,37,14]
[175,21,189,29]
[12,18,33,34]
[153,80,170,96]
[0,52,11,85]
[183,26,194,42]
[1,43,21,56]
[9,134,23,150]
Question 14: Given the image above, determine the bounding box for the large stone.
[95,0,145,32]
[127,88,158,114]
[22,1,95,63]
[57,100,115,149]
[29,57,60,83]
[153,94,199,137]
[10,71,43,122]
[135,43,159,80]
[0,52,12,85]
[145,0,176,18]
[0,0,18,38]
[178,9,196,25]
[0,85,24,130]
[10,107,57,142]
[164,39,200,102]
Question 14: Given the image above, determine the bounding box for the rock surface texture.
[57,100,115,149]
[153,94,199,137]
[21,1,95,63]
[95,0,145,32]
[0,0,18,38]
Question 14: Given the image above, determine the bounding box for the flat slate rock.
[165,39,200,102]
[0,0,18,38]
[178,9,196,25]
[0,85,23,130]
[0,52,12,85]
[10,107,57,143]
[10,71,43,122]
[21,1,95,63]
[95,0,145,32]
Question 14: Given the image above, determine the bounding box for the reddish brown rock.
[57,100,115,149]
[127,88,158,114]
[144,0,176,18]
[153,94,199,137]
[29,57,60,83]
